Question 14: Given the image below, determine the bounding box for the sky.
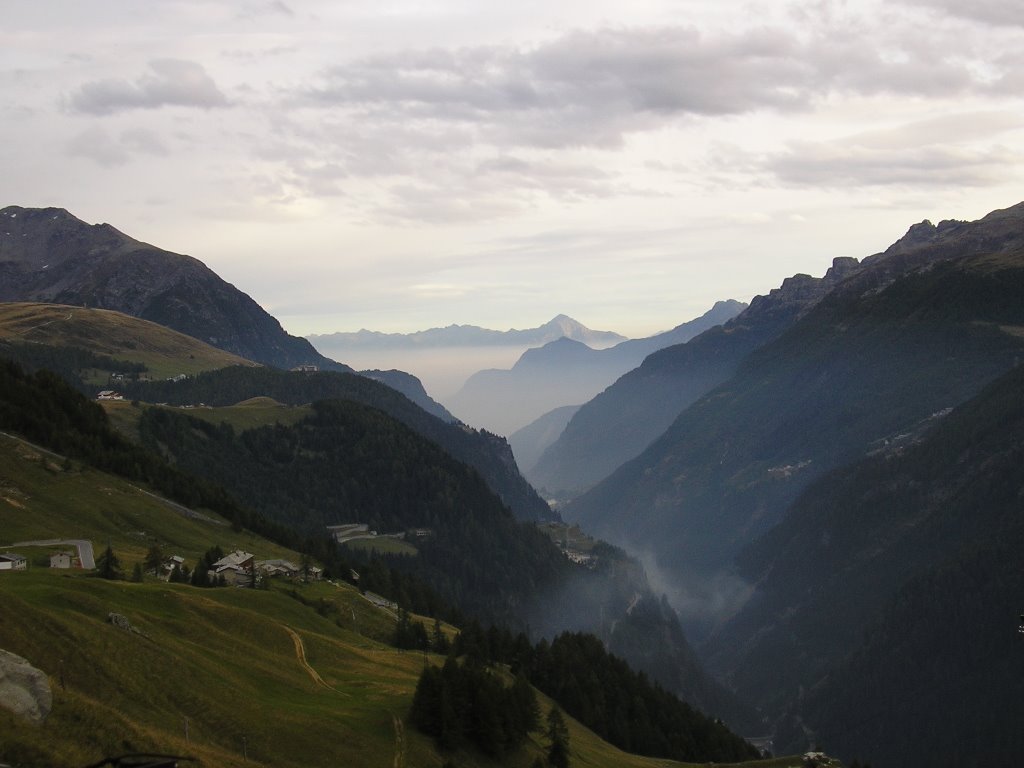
[3,0,1023,339]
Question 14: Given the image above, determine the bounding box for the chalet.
[0,553,27,571]
[209,550,255,586]
[290,364,319,373]
[211,550,254,569]
[50,551,73,569]
[96,390,124,401]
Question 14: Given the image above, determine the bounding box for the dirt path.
[391,714,405,768]
[281,625,337,692]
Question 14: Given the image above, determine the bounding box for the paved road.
[10,538,96,569]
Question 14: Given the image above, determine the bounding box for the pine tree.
[96,544,122,580]
[546,705,570,768]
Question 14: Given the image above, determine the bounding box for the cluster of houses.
[1,544,326,587]
[160,549,322,587]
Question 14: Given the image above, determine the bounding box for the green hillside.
[0,432,797,768]
[0,302,257,382]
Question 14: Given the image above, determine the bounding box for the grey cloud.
[307,27,813,135]
[121,128,170,156]
[65,126,173,166]
[70,59,228,115]
[299,23,1012,153]
[766,140,1021,188]
[894,0,1024,27]
[65,127,130,167]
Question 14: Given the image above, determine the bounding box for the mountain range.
[565,203,1024,624]
[446,300,746,435]
[526,263,857,497]
[552,200,1024,765]
[308,314,627,349]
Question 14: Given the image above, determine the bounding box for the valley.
[4,200,1024,768]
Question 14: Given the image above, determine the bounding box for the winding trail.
[281,624,338,692]
[391,714,405,768]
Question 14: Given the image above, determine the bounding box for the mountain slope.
[0,301,256,381]
[563,202,1024,632]
[0,349,753,737]
[508,404,580,478]
[718,361,1024,767]
[118,365,552,522]
[529,263,857,496]
[448,301,745,436]
[0,433,736,768]
[0,206,344,372]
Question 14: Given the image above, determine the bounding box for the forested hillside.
[138,399,566,627]
[711,361,1024,767]
[119,365,552,521]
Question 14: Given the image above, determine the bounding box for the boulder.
[0,649,52,723]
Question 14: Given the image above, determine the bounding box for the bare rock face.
[0,649,52,723]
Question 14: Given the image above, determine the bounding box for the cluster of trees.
[410,656,539,757]
[438,621,759,764]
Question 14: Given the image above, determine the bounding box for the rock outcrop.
[0,649,52,723]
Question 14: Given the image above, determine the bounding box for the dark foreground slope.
[722,362,1024,767]
[0,206,339,372]
[564,203,1024,631]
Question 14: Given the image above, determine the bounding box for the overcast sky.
[3,0,1023,337]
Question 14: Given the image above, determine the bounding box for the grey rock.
[0,649,52,723]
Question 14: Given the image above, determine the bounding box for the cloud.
[760,113,1024,188]
[66,127,130,167]
[69,59,228,115]
[304,26,814,151]
[894,0,1024,27]
[65,126,173,166]
[300,22,1007,151]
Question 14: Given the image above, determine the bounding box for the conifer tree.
[546,705,570,768]
[96,543,122,580]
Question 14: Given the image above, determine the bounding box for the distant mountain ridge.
[446,300,746,435]
[309,314,627,349]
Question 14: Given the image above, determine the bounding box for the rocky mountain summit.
[0,206,343,372]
